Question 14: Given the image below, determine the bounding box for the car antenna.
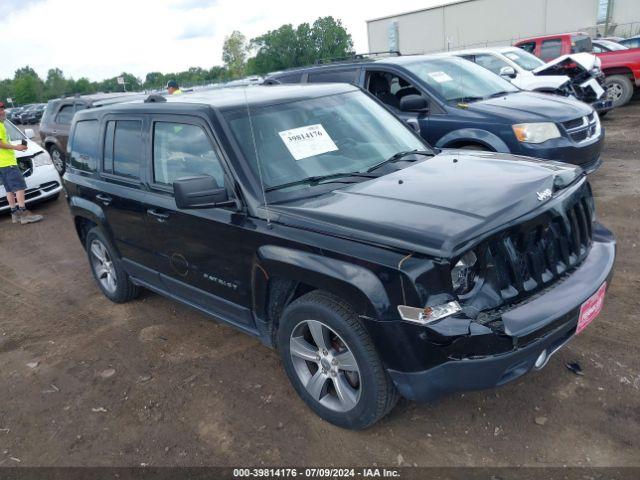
[243,87,272,227]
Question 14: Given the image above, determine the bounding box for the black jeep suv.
[64,84,615,429]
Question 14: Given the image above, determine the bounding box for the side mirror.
[400,94,429,113]
[499,66,517,78]
[24,128,35,139]
[173,175,232,209]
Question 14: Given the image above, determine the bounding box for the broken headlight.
[451,251,478,296]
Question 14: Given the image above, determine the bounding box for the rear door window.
[55,104,75,124]
[103,120,142,178]
[69,120,99,172]
[540,39,562,61]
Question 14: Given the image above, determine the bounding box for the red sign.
[577,282,607,334]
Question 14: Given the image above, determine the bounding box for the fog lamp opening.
[534,349,548,369]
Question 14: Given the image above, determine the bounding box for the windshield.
[4,120,25,141]
[596,40,628,51]
[223,91,426,192]
[402,57,519,104]
[503,49,545,70]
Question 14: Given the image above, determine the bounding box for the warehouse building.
[367,0,640,55]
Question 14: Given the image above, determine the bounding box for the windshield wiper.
[451,96,484,104]
[366,149,434,173]
[487,91,512,98]
[265,172,376,192]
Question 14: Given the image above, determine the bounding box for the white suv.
[0,120,62,213]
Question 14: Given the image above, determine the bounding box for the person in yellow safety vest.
[0,102,43,224]
[166,80,182,95]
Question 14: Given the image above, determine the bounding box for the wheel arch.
[436,128,509,152]
[602,66,634,78]
[252,245,392,345]
[68,196,112,250]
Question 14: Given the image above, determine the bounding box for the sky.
[2,0,443,82]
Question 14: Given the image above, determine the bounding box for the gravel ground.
[1,103,639,467]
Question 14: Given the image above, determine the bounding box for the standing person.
[166,80,182,95]
[0,103,43,224]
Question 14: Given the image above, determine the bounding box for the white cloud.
[2,0,438,81]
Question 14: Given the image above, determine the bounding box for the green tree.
[12,66,44,104]
[246,17,354,75]
[45,68,68,99]
[145,71,166,89]
[311,17,354,62]
[222,30,248,78]
[74,77,95,95]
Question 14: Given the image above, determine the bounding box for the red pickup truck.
[515,32,640,107]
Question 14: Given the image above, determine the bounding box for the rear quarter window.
[69,120,99,172]
[275,72,304,84]
[307,68,360,84]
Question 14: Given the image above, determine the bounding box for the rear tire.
[277,291,398,430]
[49,145,65,176]
[85,227,139,303]
[604,75,634,108]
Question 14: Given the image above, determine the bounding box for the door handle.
[147,208,170,222]
[95,194,112,205]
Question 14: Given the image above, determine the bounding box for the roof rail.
[314,50,401,65]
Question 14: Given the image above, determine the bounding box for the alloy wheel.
[51,149,64,174]
[90,239,117,294]
[607,82,623,102]
[289,319,361,412]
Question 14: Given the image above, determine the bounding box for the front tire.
[85,228,139,303]
[49,145,65,176]
[277,291,398,430]
[604,74,634,108]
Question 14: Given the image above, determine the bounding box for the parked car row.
[266,52,604,172]
[448,47,611,115]
[7,103,46,125]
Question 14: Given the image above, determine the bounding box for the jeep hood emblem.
[537,188,552,202]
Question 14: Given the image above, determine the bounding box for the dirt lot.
[1,105,639,468]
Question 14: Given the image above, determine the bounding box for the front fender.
[253,245,392,322]
[436,128,511,153]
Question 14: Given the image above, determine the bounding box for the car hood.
[512,74,570,91]
[12,139,45,158]
[269,150,584,258]
[532,52,599,74]
[465,91,592,123]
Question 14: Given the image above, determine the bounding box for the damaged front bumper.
[591,98,614,115]
[386,223,616,402]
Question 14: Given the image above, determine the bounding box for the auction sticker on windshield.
[279,124,338,160]
[428,71,453,83]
